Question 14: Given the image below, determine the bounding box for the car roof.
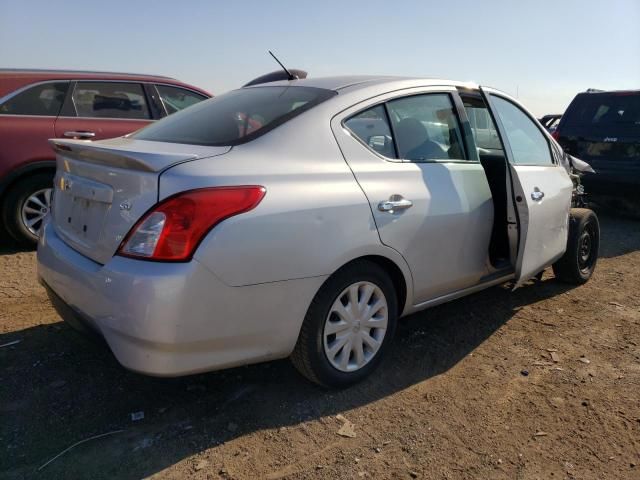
[0,68,176,82]
[0,69,212,99]
[244,75,481,92]
[581,89,640,95]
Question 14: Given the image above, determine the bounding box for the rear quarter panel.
[159,108,414,295]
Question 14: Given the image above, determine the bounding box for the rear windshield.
[564,92,640,127]
[133,85,336,146]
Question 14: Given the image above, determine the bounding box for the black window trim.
[484,91,557,167]
[143,83,164,120]
[0,79,71,118]
[342,91,474,164]
[456,87,503,161]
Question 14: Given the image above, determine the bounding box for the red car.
[0,69,211,244]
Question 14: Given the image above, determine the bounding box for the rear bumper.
[37,220,326,376]
[42,281,103,340]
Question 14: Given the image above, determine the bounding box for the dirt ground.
[1,214,639,480]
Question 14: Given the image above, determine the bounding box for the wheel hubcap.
[323,281,388,373]
[21,188,52,236]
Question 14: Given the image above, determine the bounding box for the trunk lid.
[49,137,231,264]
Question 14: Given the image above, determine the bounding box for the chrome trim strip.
[0,114,57,118]
[56,116,155,122]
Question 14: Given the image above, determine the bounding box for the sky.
[1,0,638,116]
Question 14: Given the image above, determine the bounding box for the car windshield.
[134,85,336,146]
[564,93,640,126]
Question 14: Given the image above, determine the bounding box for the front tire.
[291,260,398,388]
[553,208,599,284]
[1,173,53,245]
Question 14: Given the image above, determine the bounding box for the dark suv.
[0,69,210,244]
[554,89,640,198]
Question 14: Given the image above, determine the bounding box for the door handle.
[64,131,96,139]
[378,196,413,213]
[531,188,545,201]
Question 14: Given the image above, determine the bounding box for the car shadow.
[0,227,30,255]
[595,212,640,258]
[2,277,576,479]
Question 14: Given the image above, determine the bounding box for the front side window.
[344,104,396,158]
[0,82,69,116]
[134,86,336,146]
[72,82,150,119]
[156,85,207,115]
[491,95,553,165]
[386,94,466,161]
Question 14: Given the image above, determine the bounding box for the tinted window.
[386,94,466,161]
[134,86,336,146]
[461,95,503,151]
[344,105,396,158]
[72,82,150,119]
[491,96,553,166]
[564,93,640,126]
[156,85,207,114]
[0,82,68,116]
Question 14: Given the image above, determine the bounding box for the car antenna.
[269,51,297,81]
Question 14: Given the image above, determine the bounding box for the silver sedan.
[37,76,599,386]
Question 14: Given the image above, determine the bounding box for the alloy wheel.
[21,188,52,236]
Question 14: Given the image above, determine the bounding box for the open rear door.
[482,88,573,287]
[508,164,573,286]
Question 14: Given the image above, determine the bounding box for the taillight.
[118,186,266,261]
[551,130,560,141]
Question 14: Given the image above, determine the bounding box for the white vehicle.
[37,76,600,387]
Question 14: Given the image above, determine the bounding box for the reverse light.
[118,186,266,261]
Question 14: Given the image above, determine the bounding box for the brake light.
[118,186,266,261]
[551,130,560,141]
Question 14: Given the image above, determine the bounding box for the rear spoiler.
[49,139,199,173]
[243,69,308,87]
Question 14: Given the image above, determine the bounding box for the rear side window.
[344,105,396,158]
[491,95,553,166]
[71,82,150,119]
[134,86,336,146]
[156,85,207,114]
[0,82,69,116]
[386,94,466,161]
[564,93,640,126]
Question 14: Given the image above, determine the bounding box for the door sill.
[479,266,515,283]
[409,271,515,314]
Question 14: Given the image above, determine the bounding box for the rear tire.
[552,208,599,284]
[1,173,54,246]
[291,260,398,388]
